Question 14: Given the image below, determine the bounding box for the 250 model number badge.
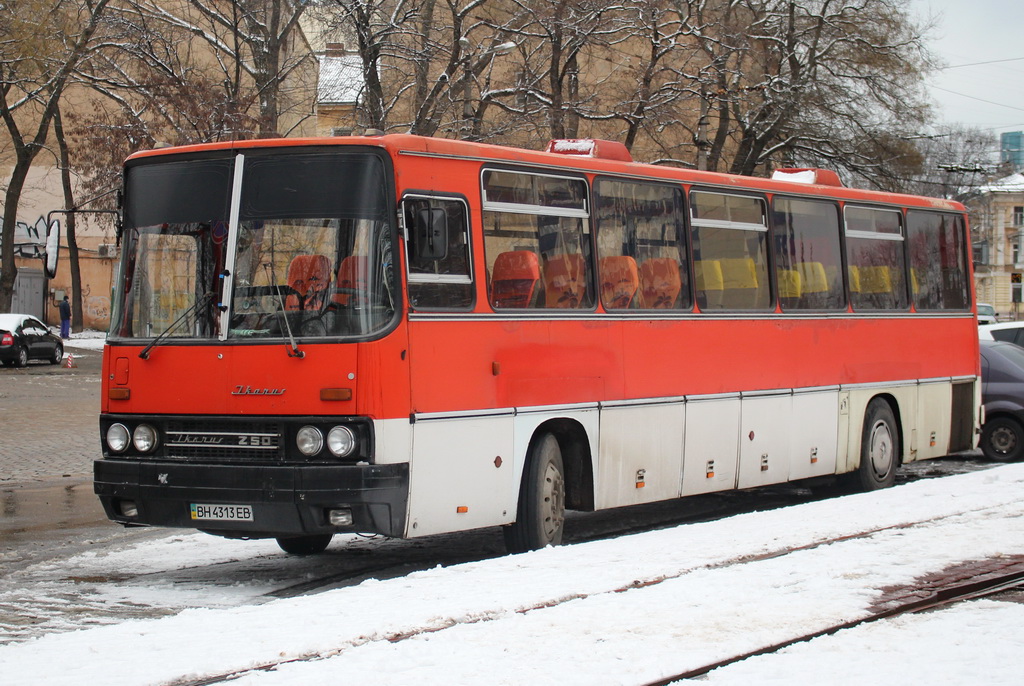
[232,385,285,396]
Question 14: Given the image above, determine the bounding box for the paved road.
[0,347,102,484]
[0,346,118,570]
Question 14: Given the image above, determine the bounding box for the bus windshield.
[110,150,396,342]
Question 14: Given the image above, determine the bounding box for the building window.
[1014,206,1024,227]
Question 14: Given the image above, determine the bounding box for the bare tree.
[323,0,502,136]
[120,0,316,138]
[690,0,934,181]
[1,0,111,312]
[905,126,997,200]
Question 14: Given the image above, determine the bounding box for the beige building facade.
[971,173,1024,321]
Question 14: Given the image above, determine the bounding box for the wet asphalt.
[0,348,121,569]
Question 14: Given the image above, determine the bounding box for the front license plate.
[190,503,254,521]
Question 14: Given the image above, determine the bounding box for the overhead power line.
[931,86,1024,113]
[941,57,1024,70]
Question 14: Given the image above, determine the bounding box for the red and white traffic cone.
[64,353,76,368]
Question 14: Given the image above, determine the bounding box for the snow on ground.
[63,330,106,352]
[2,465,1023,685]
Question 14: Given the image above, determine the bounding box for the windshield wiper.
[263,262,304,358]
[138,292,216,360]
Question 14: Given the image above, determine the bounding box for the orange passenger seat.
[544,253,587,308]
[285,255,331,311]
[639,258,682,309]
[600,256,639,309]
[334,256,369,307]
[491,251,541,308]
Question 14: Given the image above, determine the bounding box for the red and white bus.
[94,134,980,554]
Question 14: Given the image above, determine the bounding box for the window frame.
[843,204,909,312]
[593,175,692,312]
[402,191,476,312]
[770,195,847,312]
[480,166,595,313]
[905,209,971,313]
[689,188,772,312]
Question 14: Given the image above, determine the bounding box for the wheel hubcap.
[991,426,1017,455]
[868,420,894,479]
[540,461,565,541]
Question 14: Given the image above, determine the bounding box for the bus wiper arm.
[138,292,215,360]
[263,262,304,359]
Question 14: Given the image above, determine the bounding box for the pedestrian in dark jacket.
[59,295,71,340]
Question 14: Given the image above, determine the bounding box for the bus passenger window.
[771,197,845,310]
[690,191,770,311]
[483,170,593,311]
[594,178,690,311]
[844,206,908,311]
[403,196,474,310]
[906,211,969,311]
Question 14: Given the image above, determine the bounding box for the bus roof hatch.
[771,168,844,187]
[546,139,633,163]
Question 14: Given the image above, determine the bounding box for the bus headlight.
[296,426,324,456]
[106,423,130,453]
[133,424,159,453]
[327,426,357,458]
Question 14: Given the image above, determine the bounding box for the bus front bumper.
[94,459,409,539]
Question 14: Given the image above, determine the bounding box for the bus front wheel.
[275,534,333,555]
[503,433,566,554]
[854,398,899,491]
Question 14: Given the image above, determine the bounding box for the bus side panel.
[406,414,515,537]
[914,381,954,462]
[737,394,792,489]
[407,319,620,414]
[788,390,840,481]
[595,402,685,509]
[681,398,740,495]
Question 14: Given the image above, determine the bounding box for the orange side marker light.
[320,388,353,401]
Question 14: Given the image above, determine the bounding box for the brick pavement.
[0,349,103,484]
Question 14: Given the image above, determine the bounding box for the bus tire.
[981,416,1024,462]
[503,433,566,554]
[275,534,333,555]
[854,398,899,491]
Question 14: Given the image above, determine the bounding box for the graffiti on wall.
[81,284,111,329]
[12,217,48,257]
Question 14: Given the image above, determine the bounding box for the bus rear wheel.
[503,432,565,554]
[275,534,333,555]
[854,398,899,491]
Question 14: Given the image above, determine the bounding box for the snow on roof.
[318,53,363,105]
[978,172,1024,194]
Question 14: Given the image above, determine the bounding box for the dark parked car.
[0,313,64,367]
[980,339,1024,461]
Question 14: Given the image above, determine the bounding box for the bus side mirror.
[44,219,60,279]
[412,208,447,261]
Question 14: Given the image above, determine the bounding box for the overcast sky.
[912,0,1024,134]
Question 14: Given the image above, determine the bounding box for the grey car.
[980,339,1024,461]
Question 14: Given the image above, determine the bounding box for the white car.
[979,321,1024,345]
[977,303,998,325]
